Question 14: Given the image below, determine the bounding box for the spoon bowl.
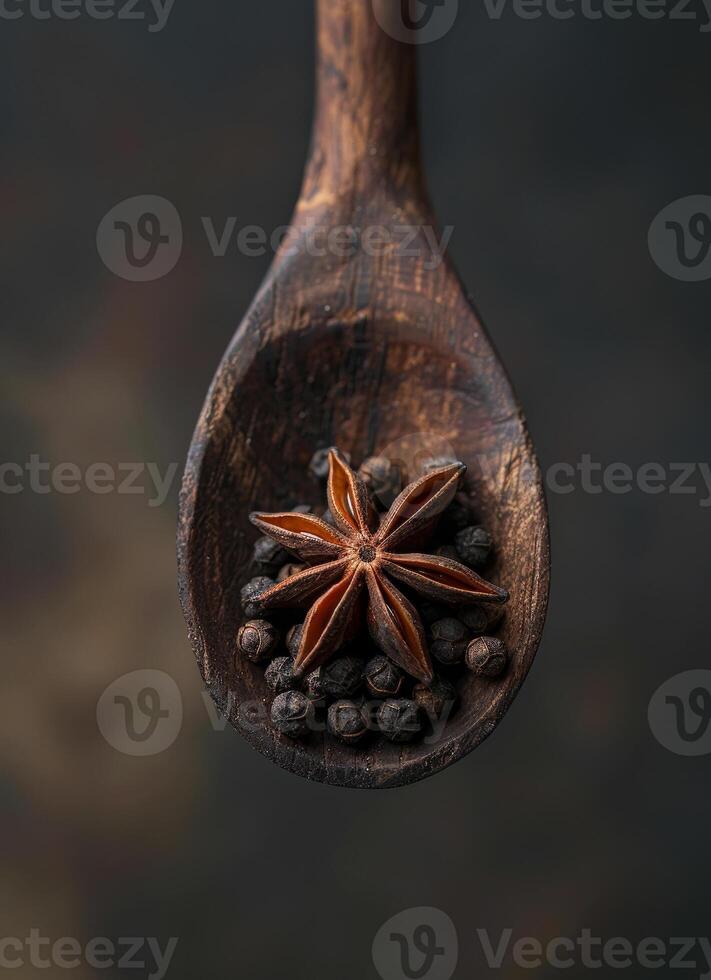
[178,0,550,788]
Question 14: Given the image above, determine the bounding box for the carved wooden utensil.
[178,0,550,788]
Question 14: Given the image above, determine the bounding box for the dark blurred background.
[2,1,710,977]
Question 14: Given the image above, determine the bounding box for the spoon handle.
[305,0,423,198]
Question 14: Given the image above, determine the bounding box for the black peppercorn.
[236,620,279,663]
[327,700,369,744]
[420,601,448,626]
[466,636,508,678]
[457,605,489,635]
[483,603,505,630]
[309,447,350,482]
[286,623,304,658]
[364,655,405,699]
[430,618,469,666]
[309,447,332,482]
[413,676,458,719]
[436,545,459,562]
[377,699,422,743]
[240,576,275,618]
[358,456,401,507]
[271,691,315,739]
[304,666,327,706]
[440,490,474,533]
[321,508,336,527]
[253,535,289,573]
[277,562,306,583]
[321,656,363,699]
[431,618,468,643]
[265,656,298,693]
[455,525,492,570]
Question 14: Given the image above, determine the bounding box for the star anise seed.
[249,451,507,684]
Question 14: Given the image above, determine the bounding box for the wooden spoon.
[178,0,550,789]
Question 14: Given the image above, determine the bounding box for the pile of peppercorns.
[236,449,509,747]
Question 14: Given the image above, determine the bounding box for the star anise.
[249,451,507,684]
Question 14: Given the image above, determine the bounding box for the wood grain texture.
[177,0,550,789]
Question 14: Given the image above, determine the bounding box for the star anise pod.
[249,452,507,684]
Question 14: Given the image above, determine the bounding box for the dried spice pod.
[327,700,369,744]
[466,637,509,678]
[265,656,298,693]
[377,699,423,743]
[364,656,405,699]
[251,452,506,684]
[237,620,279,663]
[271,691,315,739]
[421,455,461,476]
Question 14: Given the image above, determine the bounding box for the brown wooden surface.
[177,0,550,789]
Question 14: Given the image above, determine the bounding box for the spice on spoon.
[249,451,506,683]
[236,448,510,747]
